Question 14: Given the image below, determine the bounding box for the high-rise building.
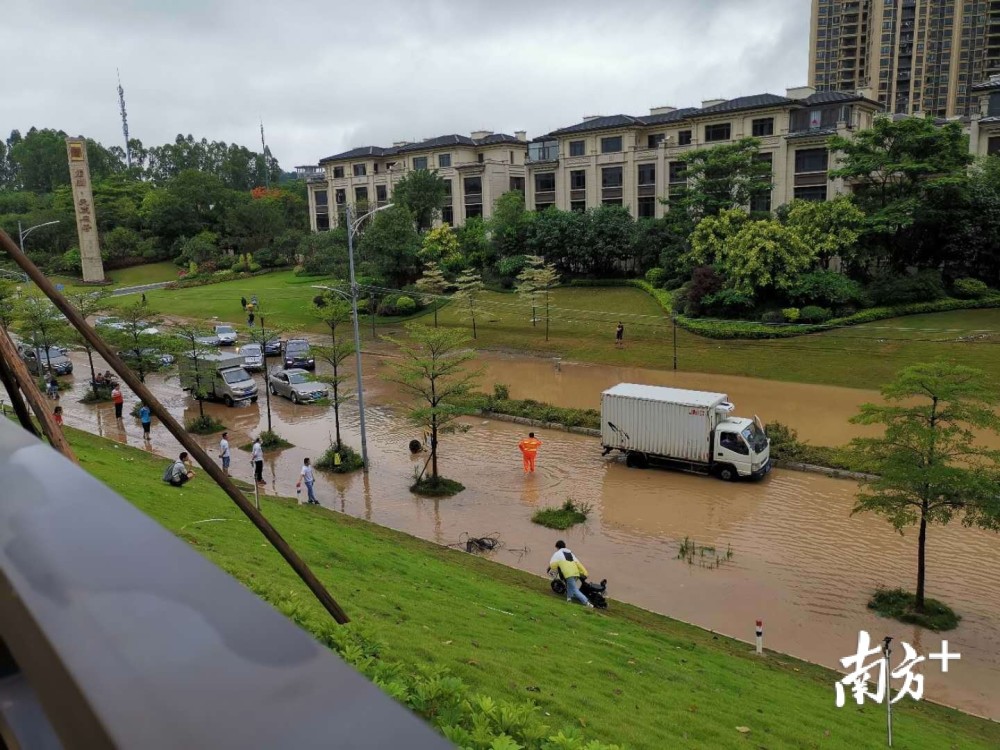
[810,0,1000,118]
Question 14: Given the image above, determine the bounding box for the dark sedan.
[281,339,314,371]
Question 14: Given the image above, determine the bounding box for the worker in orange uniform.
[518,431,542,473]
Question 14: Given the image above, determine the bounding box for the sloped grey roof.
[548,114,645,137]
[694,93,793,116]
[971,76,1000,91]
[319,145,399,163]
[801,91,864,105]
[642,107,700,126]
[396,134,477,153]
[476,133,524,146]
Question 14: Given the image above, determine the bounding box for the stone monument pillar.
[66,137,105,282]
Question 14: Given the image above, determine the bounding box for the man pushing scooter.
[548,540,607,608]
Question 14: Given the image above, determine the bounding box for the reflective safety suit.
[518,436,542,473]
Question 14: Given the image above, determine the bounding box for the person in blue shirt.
[139,403,152,441]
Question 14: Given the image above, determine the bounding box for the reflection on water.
[57,350,1000,719]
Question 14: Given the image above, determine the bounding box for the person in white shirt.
[297,457,317,504]
[251,437,264,484]
[219,432,231,476]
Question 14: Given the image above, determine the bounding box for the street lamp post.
[18,220,60,252]
[315,201,394,473]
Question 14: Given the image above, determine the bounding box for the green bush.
[497,255,528,279]
[394,295,417,315]
[531,499,592,530]
[644,267,667,287]
[787,271,864,307]
[702,288,754,318]
[315,443,363,473]
[798,305,831,323]
[185,415,226,435]
[869,270,946,305]
[781,307,800,322]
[761,310,785,325]
[492,383,510,401]
[952,277,990,299]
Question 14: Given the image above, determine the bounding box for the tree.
[784,197,864,270]
[311,293,354,450]
[357,205,421,287]
[848,362,1000,613]
[246,305,286,434]
[15,293,71,375]
[0,279,17,329]
[384,324,482,484]
[391,169,447,230]
[415,261,452,327]
[66,290,110,399]
[419,223,461,267]
[453,271,484,339]
[582,205,636,277]
[516,256,560,339]
[101,301,167,383]
[829,116,972,269]
[942,156,1000,286]
[673,137,772,220]
[172,321,220,419]
[490,190,529,259]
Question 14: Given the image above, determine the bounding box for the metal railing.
[0,419,449,750]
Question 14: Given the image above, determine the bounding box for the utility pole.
[259,313,272,433]
[117,69,131,169]
[260,119,270,188]
[672,316,678,371]
[345,203,368,471]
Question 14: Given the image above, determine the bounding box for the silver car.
[214,324,238,345]
[239,343,264,372]
[267,368,328,404]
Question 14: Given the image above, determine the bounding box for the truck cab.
[712,417,770,481]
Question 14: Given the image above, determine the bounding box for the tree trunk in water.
[431,414,438,480]
[916,505,928,611]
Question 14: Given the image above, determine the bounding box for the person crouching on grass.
[164,452,195,487]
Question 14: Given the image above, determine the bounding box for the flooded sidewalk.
[56,349,1000,719]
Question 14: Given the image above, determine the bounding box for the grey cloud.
[2,0,809,168]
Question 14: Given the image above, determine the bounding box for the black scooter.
[549,574,609,609]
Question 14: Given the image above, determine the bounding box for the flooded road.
[56,350,1000,719]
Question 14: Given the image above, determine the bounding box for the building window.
[794,186,828,201]
[795,148,829,173]
[601,166,623,188]
[637,163,655,186]
[316,214,330,231]
[333,166,345,179]
[600,136,623,153]
[478,153,484,163]
[570,170,586,190]
[704,123,731,142]
[335,188,346,205]
[438,153,451,168]
[988,136,1000,156]
[412,156,428,170]
[509,150,514,163]
[354,186,368,203]
[637,196,656,218]
[750,154,771,213]
[602,197,623,206]
[464,176,482,196]
[678,129,692,146]
[528,140,559,162]
[509,176,525,193]
[668,161,686,198]
[569,140,585,156]
[466,204,484,218]
[353,164,366,177]
[751,118,775,137]
[441,205,454,224]
[376,185,387,203]
[314,190,328,206]
[571,200,586,213]
[535,172,556,192]
[647,133,665,148]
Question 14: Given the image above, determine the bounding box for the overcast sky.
[4,0,810,169]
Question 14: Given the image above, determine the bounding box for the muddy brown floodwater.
[56,349,1000,719]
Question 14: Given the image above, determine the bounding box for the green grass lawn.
[50,262,179,291]
[102,266,1000,390]
[68,426,1000,749]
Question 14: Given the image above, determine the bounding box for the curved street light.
[18,220,60,252]
[313,201,394,472]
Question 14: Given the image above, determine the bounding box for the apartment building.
[810,0,1000,118]
[306,131,527,232]
[969,72,1000,153]
[523,86,883,220]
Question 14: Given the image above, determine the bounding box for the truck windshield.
[741,423,769,453]
[222,368,251,384]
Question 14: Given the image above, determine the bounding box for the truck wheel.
[717,465,737,481]
[223,395,234,407]
[625,451,648,469]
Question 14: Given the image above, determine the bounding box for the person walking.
[139,403,152,441]
[548,540,594,608]
[111,384,125,426]
[141,292,147,306]
[219,431,231,476]
[241,296,247,311]
[518,432,542,474]
[615,322,624,349]
[297,457,318,505]
[251,436,265,485]
[248,310,255,327]
[46,374,59,400]
[53,405,63,426]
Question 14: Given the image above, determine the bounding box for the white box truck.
[600,383,770,480]
[180,352,258,407]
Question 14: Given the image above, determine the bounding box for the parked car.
[214,324,238,346]
[195,333,221,347]
[18,344,73,376]
[263,338,283,357]
[267,368,328,404]
[118,348,175,369]
[238,342,264,371]
[281,339,314,370]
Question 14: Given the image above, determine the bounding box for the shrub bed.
[185,414,226,434]
[765,422,863,473]
[315,443,364,474]
[240,430,294,452]
[868,587,960,632]
[531,499,591,530]
[458,389,600,430]
[165,267,284,290]
[410,476,465,497]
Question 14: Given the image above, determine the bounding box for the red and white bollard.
[755,619,764,655]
